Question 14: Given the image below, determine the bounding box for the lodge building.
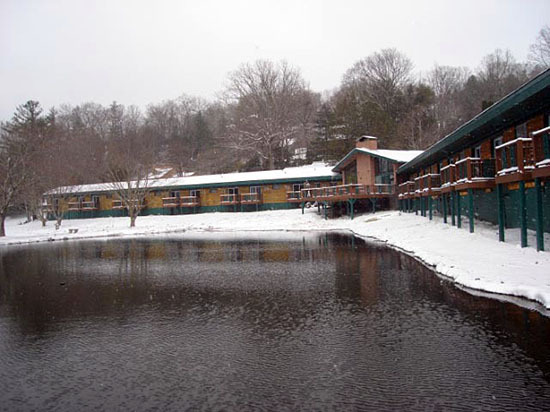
[44,68,550,251]
[397,68,550,251]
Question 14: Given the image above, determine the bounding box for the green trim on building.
[60,202,301,220]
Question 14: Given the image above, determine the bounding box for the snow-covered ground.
[2,209,550,311]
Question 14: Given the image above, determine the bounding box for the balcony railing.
[286,191,302,201]
[398,181,415,198]
[533,126,550,167]
[241,193,261,204]
[112,200,124,209]
[220,194,239,204]
[180,196,199,206]
[162,197,180,207]
[440,164,456,190]
[495,138,535,179]
[455,157,496,182]
[81,201,98,210]
[68,202,81,211]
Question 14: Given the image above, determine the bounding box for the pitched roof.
[332,147,423,172]
[48,162,340,195]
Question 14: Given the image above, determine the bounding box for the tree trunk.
[130,214,137,227]
[0,214,5,237]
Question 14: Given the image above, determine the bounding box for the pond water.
[0,232,549,411]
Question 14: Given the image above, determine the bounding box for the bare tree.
[529,25,550,68]
[343,48,413,117]
[224,60,315,170]
[106,106,154,227]
[427,65,470,135]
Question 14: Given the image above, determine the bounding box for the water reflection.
[0,233,549,411]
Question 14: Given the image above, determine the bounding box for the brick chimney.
[356,135,378,150]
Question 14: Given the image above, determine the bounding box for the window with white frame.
[515,122,527,139]
[492,136,503,158]
[473,145,481,158]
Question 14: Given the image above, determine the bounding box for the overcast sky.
[1,0,548,121]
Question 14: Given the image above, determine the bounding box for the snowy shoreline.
[2,209,550,312]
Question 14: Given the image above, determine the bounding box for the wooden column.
[535,178,544,251]
[428,196,433,220]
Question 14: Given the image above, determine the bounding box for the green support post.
[317,202,321,214]
[371,198,377,214]
[497,183,505,242]
[457,192,461,229]
[451,192,455,226]
[443,194,447,224]
[535,178,544,251]
[414,198,418,215]
[301,201,305,214]
[519,180,527,248]
[428,196,433,220]
[324,201,328,220]
[349,199,356,220]
[468,188,474,233]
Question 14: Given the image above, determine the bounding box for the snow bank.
[3,209,550,310]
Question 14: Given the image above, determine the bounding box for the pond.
[0,232,549,411]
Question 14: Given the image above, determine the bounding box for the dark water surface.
[0,232,549,411]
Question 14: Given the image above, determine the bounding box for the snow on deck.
[2,209,550,311]
[356,148,423,163]
[50,162,339,195]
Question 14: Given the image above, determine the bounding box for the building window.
[170,190,180,198]
[209,188,217,193]
[190,190,200,197]
[492,136,503,158]
[293,184,303,192]
[515,122,527,139]
[473,145,481,158]
[250,186,261,194]
[227,187,239,195]
[272,184,281,190]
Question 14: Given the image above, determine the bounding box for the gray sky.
[1,0,548,121]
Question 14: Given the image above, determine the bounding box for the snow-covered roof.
[48,162,340,195]
[356,148,424,163]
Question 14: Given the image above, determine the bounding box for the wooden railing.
[419,174,441,195]
[455,158,496,182]
[398,181,415,198]
[495,138,535,177]
[240,193,261,204]
[112,200,124,209]
[68,201,81,211]
[286,191,302,201]
[440,164,456,189]
[299,183,394,200]
[162,196,200,207]
[220,194,239,204]
[533,126,550,166]
[81,201,98,210]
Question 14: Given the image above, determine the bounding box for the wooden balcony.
[81,201,98,211]
[162,196,200,207]
[112,200,124,209]
[286,191,302,202]
[532,126,550,179]
[180,196,200,207]
[417,174,441,196]
[454,157,496,191]
[495,138,535,184]
[301,183,394,202]
[220,194,239,205]
[68,202,81,211]
[240,193,261,204]
[440,164,456,193]
[397,181,415,199]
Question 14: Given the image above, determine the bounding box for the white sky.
[1,0,548,121]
